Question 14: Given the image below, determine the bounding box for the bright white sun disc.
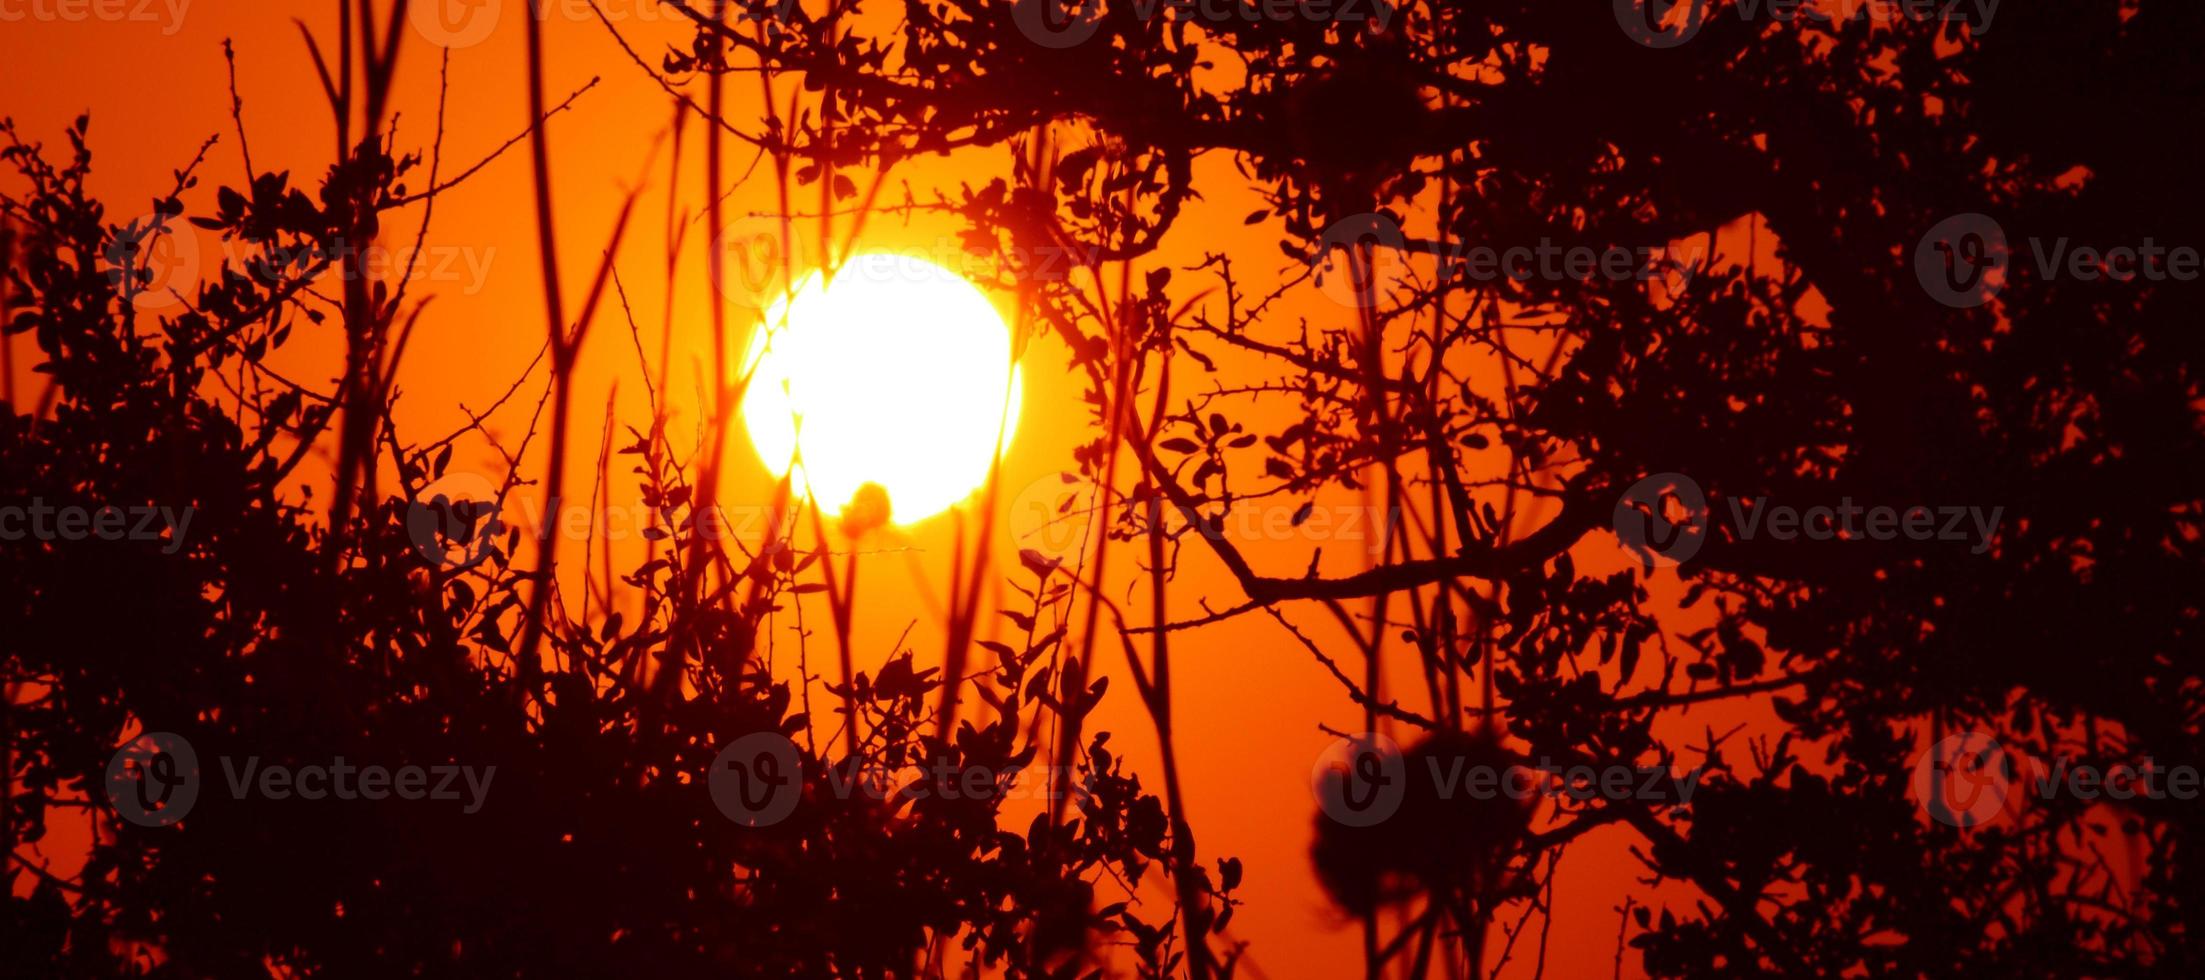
[739,252,1023,526]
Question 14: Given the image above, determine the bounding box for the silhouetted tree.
[634,0,2205,973]
[5,0,2203,976]
[0,19,1235,978]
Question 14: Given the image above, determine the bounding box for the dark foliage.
[641,0,2205,973]
[4,0,2203,975]
[0,112,1235,977]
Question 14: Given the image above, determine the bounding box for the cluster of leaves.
[647,0,2205,973]
[0,114,1233,977]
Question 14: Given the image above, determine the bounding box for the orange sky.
[0,4,1803,976]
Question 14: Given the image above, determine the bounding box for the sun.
[739,252,1024,527]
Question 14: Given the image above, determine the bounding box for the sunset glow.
[9,1,2190,975]
[738,254,1024,525]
